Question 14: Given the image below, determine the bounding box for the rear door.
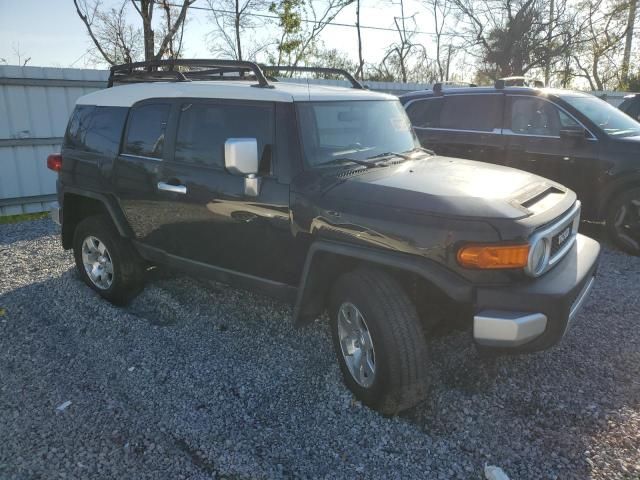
[503,95,600,198]
[406,93,505,164]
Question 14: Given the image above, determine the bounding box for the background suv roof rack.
[432,81,477,94]
[107,59,273,88]
[495,76,545,89]
[260,65,365,90]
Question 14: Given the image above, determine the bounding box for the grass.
[0,212,49,225]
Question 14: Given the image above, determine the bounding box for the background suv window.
[123,103,170,158]
[174,102,274,172]
[64,105,127,155]
[439,95,502,131]
[405,98,443,128]
[508,97,578,136]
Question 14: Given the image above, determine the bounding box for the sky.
[0,0,447,70]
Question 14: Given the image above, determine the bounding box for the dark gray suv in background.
[400,84,640,255]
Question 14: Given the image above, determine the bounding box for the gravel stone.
[0,218,638,479]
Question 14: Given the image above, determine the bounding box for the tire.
[72,215,144,305]
[605,188,640,256]
[328,267,430,415]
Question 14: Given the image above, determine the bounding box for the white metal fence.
[0,65,634,216]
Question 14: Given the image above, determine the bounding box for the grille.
[526,201,581,277]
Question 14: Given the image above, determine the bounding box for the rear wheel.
[606,188,640,255]
[73,215,144,305]
[329,267,430,414]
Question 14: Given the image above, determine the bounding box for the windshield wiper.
[367,151,411,161]
[409,146,436,156]
[319,157,374,168]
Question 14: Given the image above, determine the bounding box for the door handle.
[157,181,187,194]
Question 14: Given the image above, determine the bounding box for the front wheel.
[329,267,430,415]
[606,188,640,255]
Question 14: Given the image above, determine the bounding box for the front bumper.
[473,233,600,352]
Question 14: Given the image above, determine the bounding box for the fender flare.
[292,240,472,326]
[62,187,134,242]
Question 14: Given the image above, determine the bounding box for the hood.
[323,156,575,220]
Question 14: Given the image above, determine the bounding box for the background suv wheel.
[606,188,640,256]
[73,215,144,305]
[329,267,430,415]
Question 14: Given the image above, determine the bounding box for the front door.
[503,95,600,200]
[114,99,296,284]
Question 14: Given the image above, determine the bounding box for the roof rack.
[495,76,545,89]
[107,59,273,88]
[432,81,477,94]
[260,65,365,90]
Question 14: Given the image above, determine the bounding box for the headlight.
[526,237,549,276]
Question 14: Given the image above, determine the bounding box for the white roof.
[76,80,396,107]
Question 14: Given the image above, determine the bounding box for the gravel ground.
[0,218,638,479]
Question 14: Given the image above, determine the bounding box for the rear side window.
[621,98,640,121]
[174,102,274,172]
[439,95,502,132]
[405,98,443,128]
[123,103,171,159]
[64,105,127,155]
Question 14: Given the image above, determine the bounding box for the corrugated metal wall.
[0,66,107,215]
[0,65,633,216]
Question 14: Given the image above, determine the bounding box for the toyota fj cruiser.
[48,60,600,414]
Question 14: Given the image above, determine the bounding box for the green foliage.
[0,212,49,225]
[269,0,305,58]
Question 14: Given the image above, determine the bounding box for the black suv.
[400,84,640,255]
[48,60,600,414]
[619,93,640,122]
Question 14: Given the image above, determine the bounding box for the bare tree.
[355,0,364,79]
[0,43,31,66]
[422,0,455,81]
[621,0,638,85]
[450,0,571,79]
[74,0,195,66]
[381,0,426,83]
[206,0,270,61]
[571,0,630,90]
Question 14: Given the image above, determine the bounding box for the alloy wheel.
[81,236,114,290]
[337,302,376,388]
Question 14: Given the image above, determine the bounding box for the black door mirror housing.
[559,126,587,140]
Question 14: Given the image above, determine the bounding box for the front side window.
[174,102,274,172]
[123,103,170,158]
[439,95,502,132]
[405,97,443,128]
[508,96,578,136]
[564,95,640,137]
[296,100,418,168]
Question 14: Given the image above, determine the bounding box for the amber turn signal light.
[457,243,530,269]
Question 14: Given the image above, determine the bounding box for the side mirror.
[559,126,586,140]
[225,138,260,196]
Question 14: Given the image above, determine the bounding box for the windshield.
[296,100,419,168]
[564,96,640,137]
